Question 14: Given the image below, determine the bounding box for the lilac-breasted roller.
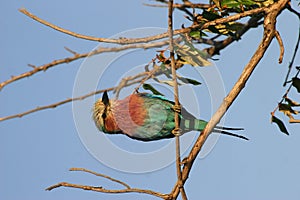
[93,91,248,141]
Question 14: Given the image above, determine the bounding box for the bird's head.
[93,91,111,130]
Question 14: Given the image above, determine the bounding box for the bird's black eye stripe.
[102,112,107,119]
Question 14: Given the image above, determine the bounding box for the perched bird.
[93,91,248,142]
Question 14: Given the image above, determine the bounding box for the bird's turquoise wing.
[127,93,176,141]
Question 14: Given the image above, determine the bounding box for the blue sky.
[1,1,300,200]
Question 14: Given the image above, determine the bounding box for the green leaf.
[200,11,245,36]
[279,103,299,115]
[221,0,243,8]
[142,84,164,96]
[209,22,245,36]
[202,11,221,21]
[225,22,245,33]
[174,38,211,67]
[178,77,202,85]
[252,0,274,7]
[289,118,300,123]
[159,80,177,87]
[285,97,300,107]
[189,30,207,39]
[271,115,289,135]
[189,31,200,39]
[292,77,300,93]
[221,0,274,8]
[152,77,180,87]
[207,25,222,35]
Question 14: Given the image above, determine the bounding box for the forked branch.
[46,182,168,199]
[169,0,290,198]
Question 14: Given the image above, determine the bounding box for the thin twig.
[64,46,78,55]
[272,68,300,114]
[19,7,267,45]
[151,0,195,18]
[19,8,169,44]
[0,53,86,91]
[19,8,140,44]
[275,30,284,64]
[169,0,289,198]
[145,0,210,9]
[69,168,130,189]
[0,74,145,122]
[0,40,169,91]
[45,182,168,199]
[132,60,159,94]
[114,74,148,99]
[287,4,300,18]
[0,88,109,122]
[283,18,300,86]
[168,0,187,199]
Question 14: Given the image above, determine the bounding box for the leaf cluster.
[272,68,300,135]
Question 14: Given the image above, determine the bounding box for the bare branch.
[64,47,79,56]
[145,0,210,9]
[19,8,168,44]
[287,4,300,18]
[19,7,267,45]
[168,0,187,199]
[0,40,169,91]
[146,0,200,18]
[0,53,87,91]
[275,30,284,64]
[283,17,300,86]
[19,8,135,44]
[114,73,148,99]
[69,168,130,189]
[45,182,168,199]
[0,64,164,122]
[0,88,109,122]
[169,0,290,198]
[0,74,145,122]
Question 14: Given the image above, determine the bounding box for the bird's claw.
[172,128,182,136]
[172,104,181,113]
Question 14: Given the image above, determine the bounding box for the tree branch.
[19,6,267,45]
[5,6,271,93]
[168,0,187,199]
[169,0,289,198]
[275,30,284,64]
[0,88,107,122]
[0,40,169,91]
[0,74,145,122]
[69,168,130,189]
[145,1,210,10]
[45,182,168,199]
[283,10,300,86]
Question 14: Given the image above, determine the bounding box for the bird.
[93,91,248,142]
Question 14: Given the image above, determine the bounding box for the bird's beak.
[102,91,110,106]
